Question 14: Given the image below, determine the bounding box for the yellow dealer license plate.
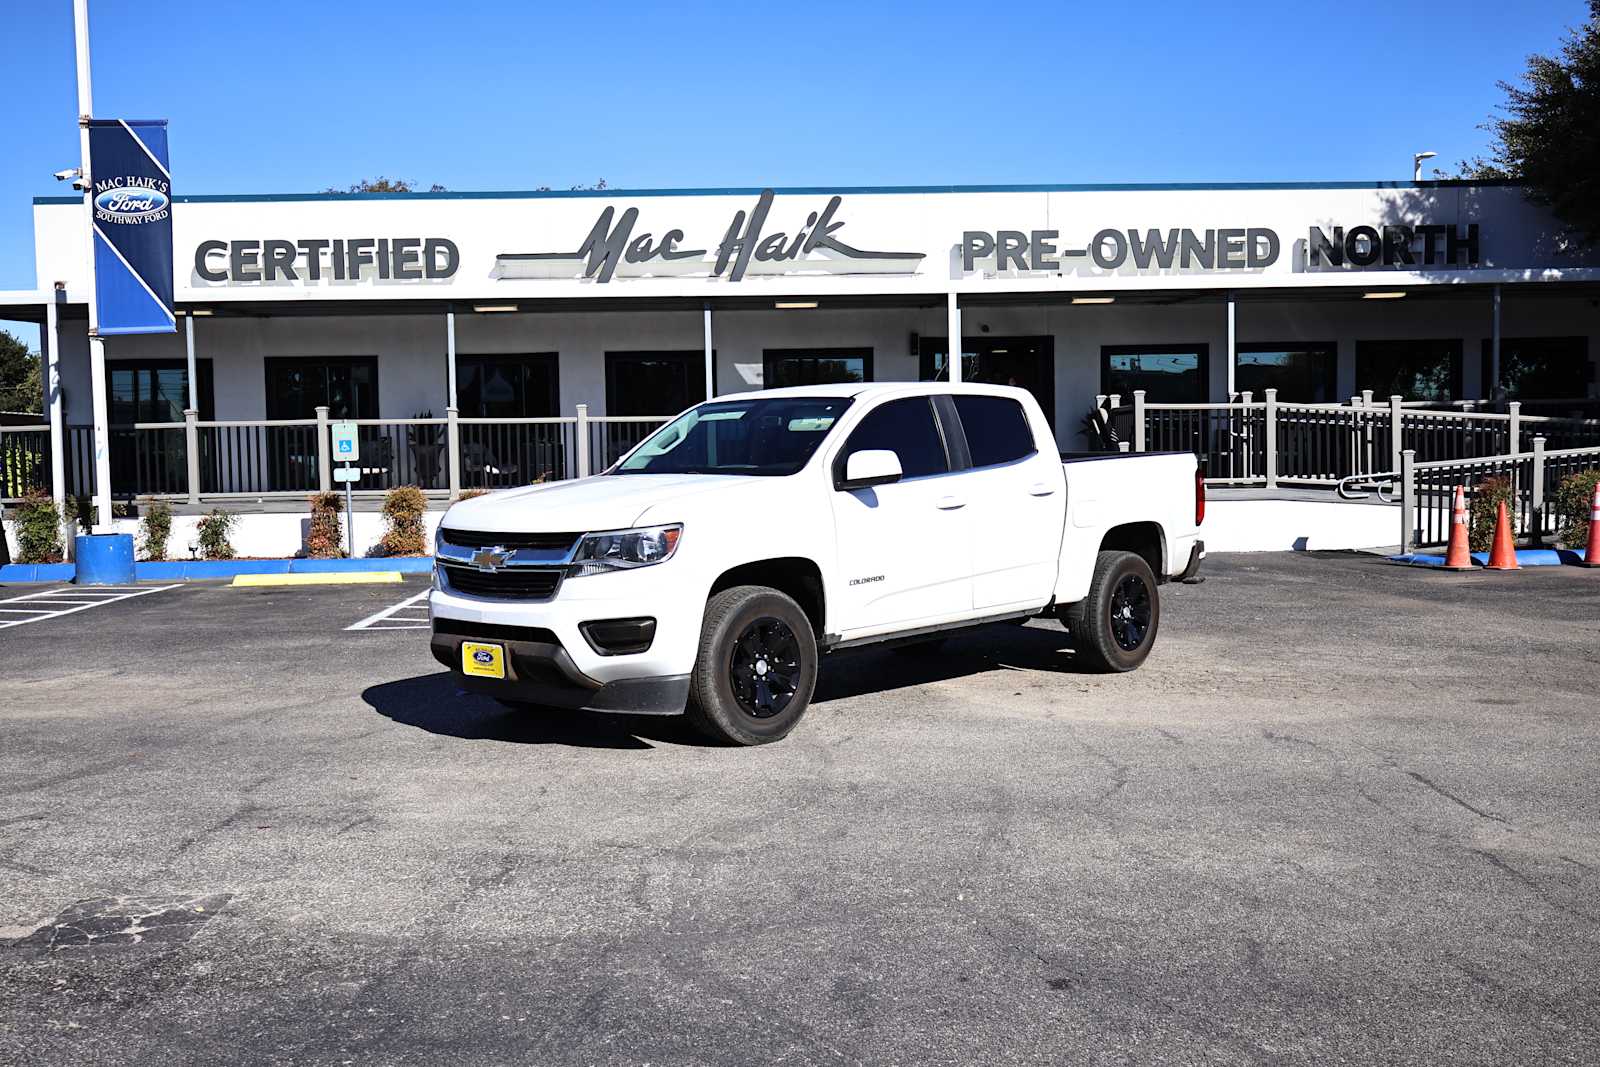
[461,641,506,679]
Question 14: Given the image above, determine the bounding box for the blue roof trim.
[33,178,1521,207]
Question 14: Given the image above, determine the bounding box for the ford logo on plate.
[95,186,170,221]
[472,649,495,665]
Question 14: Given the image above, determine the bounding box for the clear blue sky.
[1,0,1589,351]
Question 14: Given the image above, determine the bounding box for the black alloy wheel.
[1108,572,1153,652]
[727,617,803,719]
[688,585,819,745]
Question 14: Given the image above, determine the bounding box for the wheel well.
[1099,522,1166,579]
[710,558,826,636]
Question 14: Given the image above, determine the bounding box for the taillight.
[1195,467,1206,527]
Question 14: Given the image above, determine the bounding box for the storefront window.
[264,357,379,419]
[1481,337,1591,400]
[1355,340,1462,402]
[920,336,1056,427]
[457,354,559,417]
[763,348,871,388]
[604,351,707,416]
[110,360,214,422]
[1101,345,1209,403]
[1235,344,1337,403]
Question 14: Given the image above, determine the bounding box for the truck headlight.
[569,524,682,576]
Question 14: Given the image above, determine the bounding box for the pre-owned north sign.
[960,224,1481,272]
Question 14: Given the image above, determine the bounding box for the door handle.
[935,495,966,510]
[1028,482,1057,496]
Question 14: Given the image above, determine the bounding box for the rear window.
[953,395,1036,467]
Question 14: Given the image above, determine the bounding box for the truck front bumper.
[428,566,702,716]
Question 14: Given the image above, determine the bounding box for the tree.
[0,330,41,413]
[1455,1,1600,246]
[325,176,446,193]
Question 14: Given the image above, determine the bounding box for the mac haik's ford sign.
[94,180,171,225]
[86,119,176,334]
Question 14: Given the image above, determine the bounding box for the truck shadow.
[361,672,703,750]
[814,622,1085,702]
[363,623,1087,748]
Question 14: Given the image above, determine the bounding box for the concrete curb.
[1,557,433,583]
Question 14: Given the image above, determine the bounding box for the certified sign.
[330,421,360,462]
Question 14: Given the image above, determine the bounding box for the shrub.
[196,509,236,560]
[454,488,488,502]
[139,500,173,561]
[1553,468,1600,549]
[13,491,63,563]
[380,485,428,556]
[306,490,344,558]
[1469,476,1515,552]
[69,495,95,533]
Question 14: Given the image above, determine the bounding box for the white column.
[702,304,714,399]
[184,312,197,410]
[45,291,68,550]
[445,307,458,409]
[74,0,112,532]
[1225,294,1237,398]
[946,292,962,382]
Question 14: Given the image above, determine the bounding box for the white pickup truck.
[429,383,1204,745]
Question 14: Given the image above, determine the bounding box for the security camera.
[71,178,89,192]
[53,168,81,181]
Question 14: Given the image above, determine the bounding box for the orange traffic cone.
[1580,481,1600,568]
[1442,485,1473,570]
[1484,499,1519,571]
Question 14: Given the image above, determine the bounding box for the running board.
[821,608,1040,652]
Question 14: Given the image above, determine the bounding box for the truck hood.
[441,474,748,534]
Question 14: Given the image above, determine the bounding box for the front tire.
[1061,551,1160,673]
[687,585,818,745]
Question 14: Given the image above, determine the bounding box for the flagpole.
[74,0,113,533]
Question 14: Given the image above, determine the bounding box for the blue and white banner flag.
[88,119,174,335]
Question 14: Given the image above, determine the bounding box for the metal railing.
[1338,440,1600,551]
[1,424,51,503]
[26,403,679,504]
[1099,390,1600,489]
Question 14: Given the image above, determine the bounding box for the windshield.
[612,396,853,476]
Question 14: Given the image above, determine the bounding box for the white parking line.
[0,585,179,630]
[346,589,431,631]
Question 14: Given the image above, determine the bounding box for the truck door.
[946,393,1066,611]
[828,396,974,636]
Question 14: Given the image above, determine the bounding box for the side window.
[953,395,1037,467]
[839,397,948,479]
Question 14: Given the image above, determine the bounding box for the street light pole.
[74,0,113,533]
[1412,151,1437,182]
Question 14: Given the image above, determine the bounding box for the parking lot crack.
[1470,848,1598,924]
[1404,771,1510,825]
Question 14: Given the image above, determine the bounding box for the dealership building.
[2,178,1599,516]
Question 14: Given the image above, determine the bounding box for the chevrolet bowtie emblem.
[470,547,512,572]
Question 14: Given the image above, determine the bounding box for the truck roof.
[726,381,1033,401]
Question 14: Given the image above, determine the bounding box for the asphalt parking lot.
[2,554,1598,1066]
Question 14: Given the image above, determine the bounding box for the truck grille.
[439,563,564,600]
[438,528,580,553]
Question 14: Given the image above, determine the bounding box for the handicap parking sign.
[330,421,360,463]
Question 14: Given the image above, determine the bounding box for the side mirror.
[838,449,903,490]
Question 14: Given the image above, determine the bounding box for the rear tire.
[1061,550,1160,673]
[687,585,818,745]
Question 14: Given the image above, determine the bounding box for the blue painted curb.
[0,562,76,583]
[1389,549,1573,568]
[133,557,434,580]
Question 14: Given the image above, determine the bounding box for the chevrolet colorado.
[429,382,1204,745]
